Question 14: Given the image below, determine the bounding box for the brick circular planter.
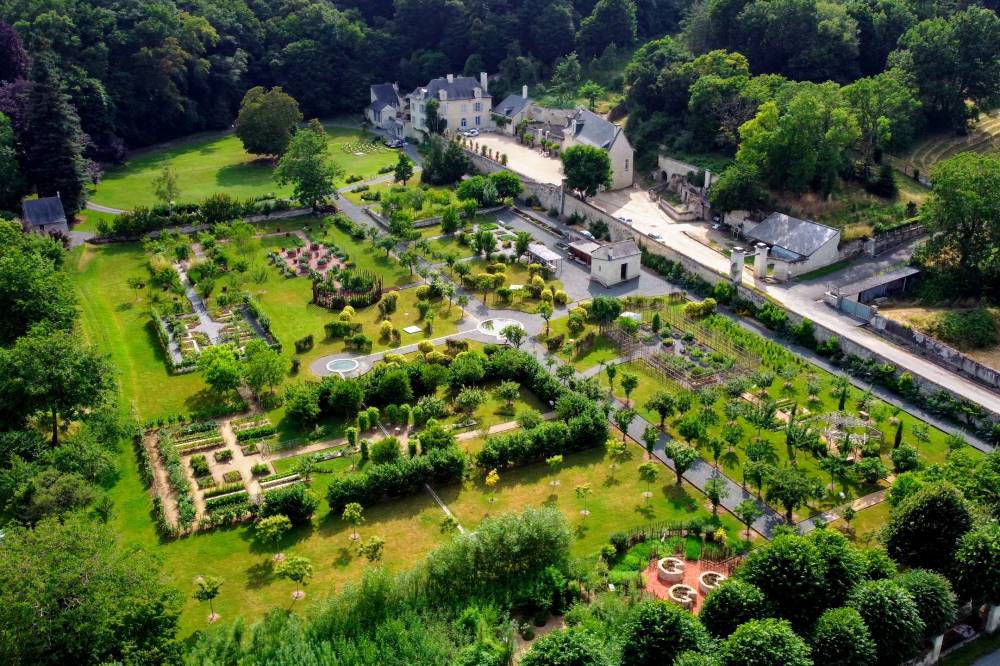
[657,556,685,584]
[668,584,697,610]
[698,571,727,595]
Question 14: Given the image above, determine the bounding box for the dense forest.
[2,0,999,218]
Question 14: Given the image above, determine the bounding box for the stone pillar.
[730,246,745,284]
[930,634,944,663]
[754,243,769,280]
[864,237,876,257]
[987,604,1000,633]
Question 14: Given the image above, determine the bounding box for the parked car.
[463,129,480,137]
[580,230,595,240]
[555,242,570,252]
[384,138,405,148]
[648,232,664,241]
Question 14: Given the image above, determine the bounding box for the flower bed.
[214,448,233,463]
[190,454,210,477]
[175,436,225,454]
[204,490,252,514]
[203,481,245,499]
[156,432,196,529]
[222,470,243,483]
[241,442,261,456]
[196,476,217,490]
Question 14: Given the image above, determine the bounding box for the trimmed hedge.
[235,424,276,442]
[477,406,607,471]
[327,447,466,513]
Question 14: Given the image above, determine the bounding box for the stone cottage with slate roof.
[560,108,633,190]
[364,83,404,138]
[745,212,841,279]
[493,86,532,135]
[589,238,641,286]
[21,195,69,236]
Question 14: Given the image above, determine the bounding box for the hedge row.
[326,447,466,513]
[476,403,608,470]
[97,193,292,238]
[235,424,276,442]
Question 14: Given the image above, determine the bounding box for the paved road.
[591,189,1000,419]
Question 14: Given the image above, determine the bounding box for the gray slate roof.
[591,239,640,261]
[495,93,531,118]
[412,76,488,101]
[370,83,399,109]
[746,212,839,259]
[22,196,67,228]
[836,266,921,298]
[564,108,620,150]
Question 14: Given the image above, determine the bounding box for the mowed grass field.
[440,440,745,556]
[89,125,397,210]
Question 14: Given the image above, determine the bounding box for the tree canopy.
[235,86,303,157]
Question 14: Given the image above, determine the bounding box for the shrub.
[756,302,789,331]
[699,580,770,638]
[923,309,998,349]
[370,437,402,464]
[619,600,710,665]
[683,298,717,318]
[190,454,210,477]
[848,579,925,665]
[294,335,314,353]
[890,444,920,473]
[326,447,465,512]
[251,463,271,476]
[260,483,319,526]
[213,449,233,463]
[235,424,276,442]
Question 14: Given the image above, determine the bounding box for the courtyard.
[473,133,565,185]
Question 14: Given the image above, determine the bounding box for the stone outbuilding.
[22,195,69,236]
[589,239,641,287]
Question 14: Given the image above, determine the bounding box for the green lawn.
[546,315,619,371]
[90,125,397,210]
[436,380,548,433]
[342,181,457,220]
[465,258,567,312]
[601,309,981,522]
[829,502,889,544]
[74,208,117,232]
[439,440,744,558]
[71,244,229,419]
[105,444,447,637]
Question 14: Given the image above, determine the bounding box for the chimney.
[754,243,769,280]
[480,71,488,93]
[439,89,447,101]
[446,73,454,83]
[522,84,528,99]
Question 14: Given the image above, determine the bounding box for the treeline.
[0,0,683,213]
[623,1,1000,198]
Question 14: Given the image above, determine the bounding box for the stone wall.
[872,316,1000,391]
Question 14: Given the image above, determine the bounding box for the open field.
[440,442,745,557]
[72,244,226,418]
[106,443,447,636]
[89,125,397,210]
